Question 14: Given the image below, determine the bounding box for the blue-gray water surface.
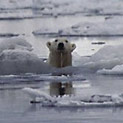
[1,74,123,123]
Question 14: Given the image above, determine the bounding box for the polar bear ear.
[71,44,76,52]
[47,42,51,48]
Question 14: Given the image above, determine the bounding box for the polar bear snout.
[47,38,76,68]
[57,42,64,50]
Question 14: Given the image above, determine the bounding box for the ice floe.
[32,28,59,37]
[60,17,123,36]
[23,87,123,107]
[72,44,123,74]
[33,17,123,37]
[1,0,123,19]
[0,74,85,84]
[0,37,33,53]
[0,37,123,75]
[0,37,51,75]
[97,65,123,75]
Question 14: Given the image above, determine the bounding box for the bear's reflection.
[49,82,74,97]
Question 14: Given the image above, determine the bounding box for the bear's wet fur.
[47,38,76,68]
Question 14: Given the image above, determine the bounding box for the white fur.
[47,38,76,68]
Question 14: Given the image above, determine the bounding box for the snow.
[0,74,86,85]
[0,37,51,75]
[32,28,59,36]
[33,16,123,37]
[22,87,54,101]
[26,0,123,16]
[31,0,123,37]
[72,44,123,74]
[23,87,123,107]
[60,17,123,36]
[36,74,86,82]
[0,37,123,75]
[0,0,33,10]
[0,0,123,19]
[0,37,33,53]
[97,65,123,75]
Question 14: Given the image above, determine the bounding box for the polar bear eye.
[55,39,58,42]
[65,40,68,43]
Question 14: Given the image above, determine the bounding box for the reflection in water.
[49,82,74,97]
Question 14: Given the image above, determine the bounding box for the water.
[0,19,123,122]
[1,1,123,122]
[0,15,123,57]
[1,74,123,123]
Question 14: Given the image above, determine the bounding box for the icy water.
[1,1,123,123]
[1,74,123,123]
[0,17,123,123]
[1,88,123,123]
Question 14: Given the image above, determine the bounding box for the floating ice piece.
[33,16,123,37]
[0,73,86,86]
[97,65,123,75]
[0,0,33,10]
[38,74,85,82]
[0,49,51,75]
[23,87,52,100]
[23,87,56,104]
[0,0,123,20]
[0,37,33,53]
[60,17,123,37]
[0,37,51,75]
[23,87,123,107]
[32,28,59,36]
[73,44,123,73]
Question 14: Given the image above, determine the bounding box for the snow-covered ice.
[0,37,33,53]
[33,16,123,37]
[0,37,51,75]
[59,17,123,36]
[73,44,123,74]
[32,28,59,37]
[97,65,123,75]
[1,37,123,75]
[23,87,123,107]
[0,0,123,20]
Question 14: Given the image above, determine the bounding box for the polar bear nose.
[58,42,64,50]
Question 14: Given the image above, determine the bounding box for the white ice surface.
[1,0,123,13]
[0,37,50,75]
[0,37,123,75]
[0,0,123,19]
[0,37,33,53]
[0,0,32,9]
[33,16,123,36]
[72,44,123,74]
[60,17,123,36]
[23,87,123,107]
[97,65,123,75]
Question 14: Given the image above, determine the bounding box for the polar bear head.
[47,38,76,53]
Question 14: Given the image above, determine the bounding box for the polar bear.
[47,38,76,68]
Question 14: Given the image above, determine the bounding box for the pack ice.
[33,17,123,37]
[23,87,123,107]
[0,37,50,75]
[73,44,123,74]
[0,37,123,75]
